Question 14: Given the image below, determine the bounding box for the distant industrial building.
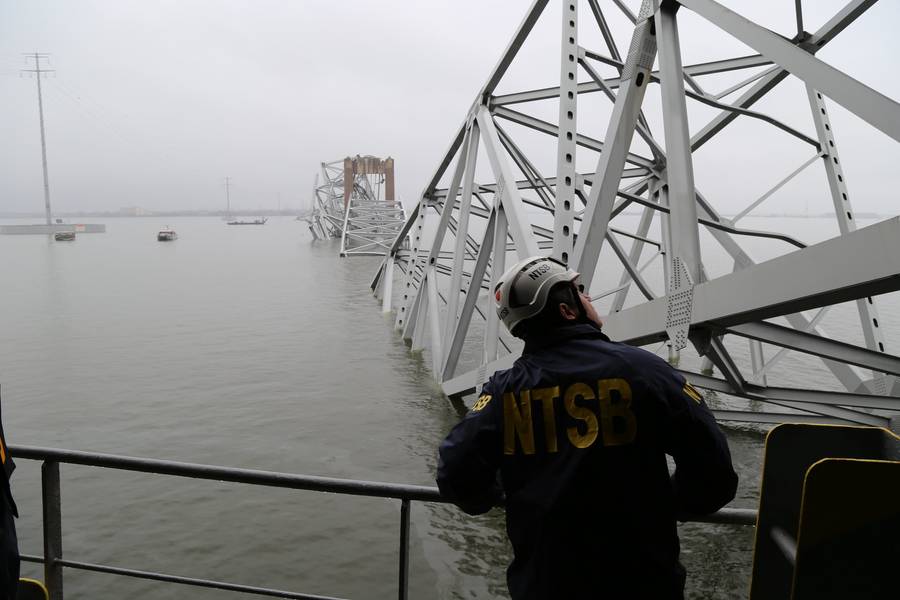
[118,206,153,216]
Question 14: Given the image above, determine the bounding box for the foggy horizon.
[2,0,899,216]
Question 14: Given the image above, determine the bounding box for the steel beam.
[679,0,900,143]
[491,54,772,106]
[657,3,702,285]
[685,372,891,426]
[442,209,497,381]
[572,8,657,288]
[806,84,892,393]
[443,123,480,357]
[425,272,444,375]
[380,256,395,313]
[554,0,579,264]
[478,0,551,102]
[484,208,508,363]
[475,106,540,259]
[604,217,900,346]
[376,0,900,430]
[492,106,655,170]
[395,199,429,331]
[726,321,900,377]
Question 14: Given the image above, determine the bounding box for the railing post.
[42,460,63,600]
[398,499,410,600]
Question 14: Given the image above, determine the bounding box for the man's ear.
[558,302,579,321]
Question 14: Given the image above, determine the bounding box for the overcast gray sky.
[2,0,898,215]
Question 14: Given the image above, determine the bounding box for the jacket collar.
[522,322,610,355]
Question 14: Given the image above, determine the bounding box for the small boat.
[227,217,267,225]
[54,231,75,241]
[157,229,178,241]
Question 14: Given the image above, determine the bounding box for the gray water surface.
[3,215,886,599]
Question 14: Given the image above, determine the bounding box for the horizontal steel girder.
[491,54,772,106]
[685,372,891,427]
[603,217,900,346]
[725,321,900,377]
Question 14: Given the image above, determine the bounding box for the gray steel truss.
[371,0,900,427]
[307,157,405,257]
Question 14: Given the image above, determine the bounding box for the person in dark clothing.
[437,256,738,600]
[0,392,18,600]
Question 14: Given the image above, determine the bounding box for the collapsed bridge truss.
[372,0,900,428]
[307,156,405,257]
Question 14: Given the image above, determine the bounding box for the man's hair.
[511,281,582,339]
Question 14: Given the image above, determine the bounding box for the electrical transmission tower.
[372,0,900,429]
[22,53,55,226]
[224,177,232,217]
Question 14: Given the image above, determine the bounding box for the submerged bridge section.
[307,155,406,257]
[372,0,900,428]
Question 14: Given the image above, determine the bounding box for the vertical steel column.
[658,185,680,365]
[553,0,578,265]
[658,184,672,294]
[338,190,354,257]
[402,290,422,344]
[384,157,395,205]
[410,284,428,351]
[397,499,411,600]
[425,274,444,375]
[381,256,395,313]
[443,124,480,369]
[657,3,701,283]
[484,208,509,363]
[657,2,702,352]
[371,258,386,294]
[425,130,472,269]
[749,333,767,385]
[42,461,63,600]
[572,1,657,288]
[395,199,428,331]
[806,85,891,394]
[343,158,353,209]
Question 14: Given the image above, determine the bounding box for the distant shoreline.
[0,209,891,220]
[0,210,313,219]
[0,211,884,220]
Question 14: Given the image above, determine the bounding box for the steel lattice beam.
[308,156,406,257]
[371,0,900,427]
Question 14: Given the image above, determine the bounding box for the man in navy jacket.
[437,256,738,600]
[0,392,18,600]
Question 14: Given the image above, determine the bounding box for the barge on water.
[157,228,178,241]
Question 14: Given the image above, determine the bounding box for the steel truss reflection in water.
[372,0,900,428]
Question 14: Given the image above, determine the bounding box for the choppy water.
[0,215,893,599]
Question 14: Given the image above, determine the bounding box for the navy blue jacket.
[437,323,738,600]
[0,393,17,600]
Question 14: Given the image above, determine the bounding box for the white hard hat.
[494,256,580,333]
